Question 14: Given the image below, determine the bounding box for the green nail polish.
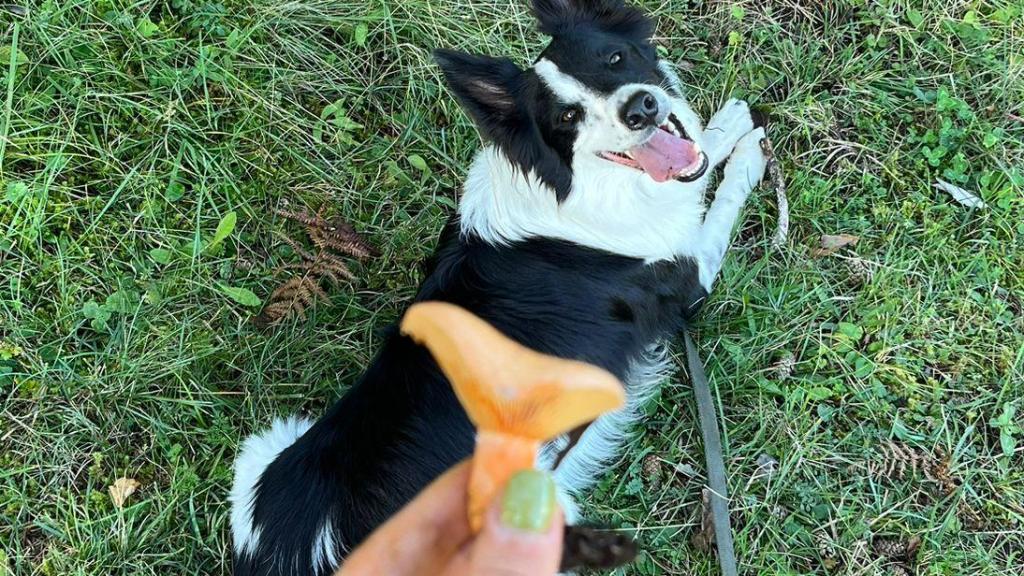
[501,470,557,532]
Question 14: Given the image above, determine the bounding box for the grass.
[1,0,1022,574]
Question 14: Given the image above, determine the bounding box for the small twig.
[760,137,789,249]
[1008,112,1024,123]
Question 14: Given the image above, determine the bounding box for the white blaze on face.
[532,58,672,156]
[532,58,708,184]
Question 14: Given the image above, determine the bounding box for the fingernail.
[501,470,556,533]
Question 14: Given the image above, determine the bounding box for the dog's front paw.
[723,127,768,192]
[705,98,754,145]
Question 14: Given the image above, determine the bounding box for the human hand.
[338,462,564,576]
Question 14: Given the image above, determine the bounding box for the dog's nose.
[621,91,659,130]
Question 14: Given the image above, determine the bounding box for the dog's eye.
[608,52,622,65]
[560,108,580,123]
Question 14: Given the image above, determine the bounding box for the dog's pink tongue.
[628,130,700,183]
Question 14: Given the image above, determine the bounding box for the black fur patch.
[532,0,654,40]
[609,297,635,322]
[750,106,769,129]
[234,220,708,576]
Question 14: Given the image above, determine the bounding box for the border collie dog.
[231,1,766,574]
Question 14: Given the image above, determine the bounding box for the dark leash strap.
[683,328,738,576]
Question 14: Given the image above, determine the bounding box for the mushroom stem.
[469,431,539,531]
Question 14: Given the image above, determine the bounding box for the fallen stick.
[760,137,789,249]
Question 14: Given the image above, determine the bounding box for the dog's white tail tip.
[229,415,313,556]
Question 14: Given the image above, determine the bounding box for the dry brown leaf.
[744,453,781,491]
[109,477,140,509]
[561,526,638,571]
[811,234,860,257]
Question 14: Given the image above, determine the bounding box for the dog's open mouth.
[598,114,708,183]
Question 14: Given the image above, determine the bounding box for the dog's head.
[435,0,707,202]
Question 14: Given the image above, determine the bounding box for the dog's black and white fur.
[230,1,767,574]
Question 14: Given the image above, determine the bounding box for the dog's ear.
[532,0,651,39]
[531,0,653,39]
[434,48,574,202]
[433,49,526,140]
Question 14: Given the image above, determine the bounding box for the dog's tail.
[229,415,313,558]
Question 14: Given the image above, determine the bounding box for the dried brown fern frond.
[867,443,987,530]
[311,254,355,286]
[310,228,374,260]
[277,233,318,262]
[257,277,330,326]
[273,207,376,260]
[869,441,926,480]
[273,252,355,286]
[258,204,377,327]
[868,442,957,495]
[272,207,324,228]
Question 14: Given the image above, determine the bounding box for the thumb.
[463,469,564,575]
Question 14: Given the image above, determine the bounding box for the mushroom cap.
[401,302,625,440]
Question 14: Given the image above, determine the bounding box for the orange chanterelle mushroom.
[401,301,625,531]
